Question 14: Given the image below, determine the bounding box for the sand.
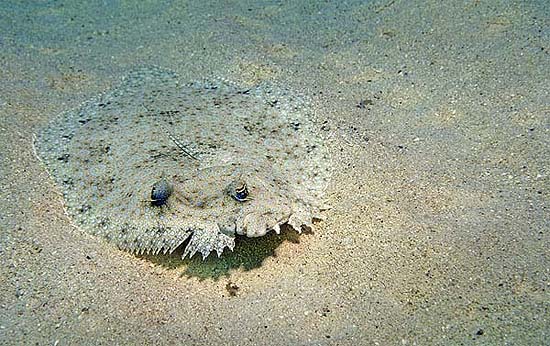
[1,0,548,345]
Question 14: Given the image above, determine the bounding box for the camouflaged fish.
[35,66,331,259]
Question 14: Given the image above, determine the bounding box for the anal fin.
[183,224,235,259]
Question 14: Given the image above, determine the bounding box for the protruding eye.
[228,181,249,202]
[151,180,173,206]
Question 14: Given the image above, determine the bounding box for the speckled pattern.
[2,0,548,344]
[35,66,331,259]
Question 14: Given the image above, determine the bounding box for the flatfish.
[35,66,331,259]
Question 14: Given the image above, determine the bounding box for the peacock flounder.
[35,66,331,259]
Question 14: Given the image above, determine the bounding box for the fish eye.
[229,181,249,202]
[151,180,173,206]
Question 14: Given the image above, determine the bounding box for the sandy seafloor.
[0,0,548,345]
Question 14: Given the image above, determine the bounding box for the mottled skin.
[36,66,330,259]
